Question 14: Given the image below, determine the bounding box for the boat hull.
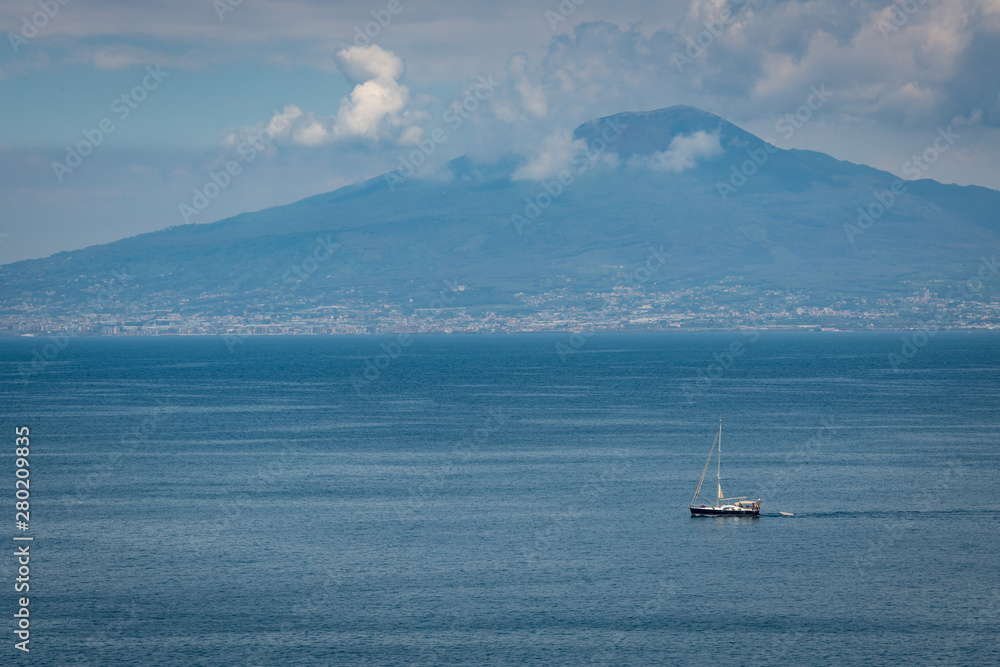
[689,506,760,517]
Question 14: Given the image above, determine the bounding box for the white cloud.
[508,53,548,119]
[332,77,408,140]
[328,45,413,143]
[334,44,405,84]
[200,5,1000,192]
[10,0,1000,265]
[292,119,330,147]
[399,125,424,145]
[511,130,586,181]
[223,44,418,150]
[218,104,303,158]
[639,130,723,172]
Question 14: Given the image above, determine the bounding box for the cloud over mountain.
[222,44,424,150]
[4,1,1000,265]
[638,130,724,172]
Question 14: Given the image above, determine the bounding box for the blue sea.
[3,332,999,665]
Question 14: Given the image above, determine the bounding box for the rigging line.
[691,427,720,506]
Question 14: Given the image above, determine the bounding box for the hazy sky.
[1,0,998,263]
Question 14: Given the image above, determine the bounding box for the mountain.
[2,105,1000,333]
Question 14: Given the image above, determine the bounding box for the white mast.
[716,420,723,507]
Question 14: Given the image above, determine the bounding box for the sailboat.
[689,421,761,516]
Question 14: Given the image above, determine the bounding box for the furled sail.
[717,482,724,501]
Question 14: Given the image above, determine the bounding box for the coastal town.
[3,277,998,336]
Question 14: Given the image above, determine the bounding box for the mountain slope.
[2,106,999,327]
